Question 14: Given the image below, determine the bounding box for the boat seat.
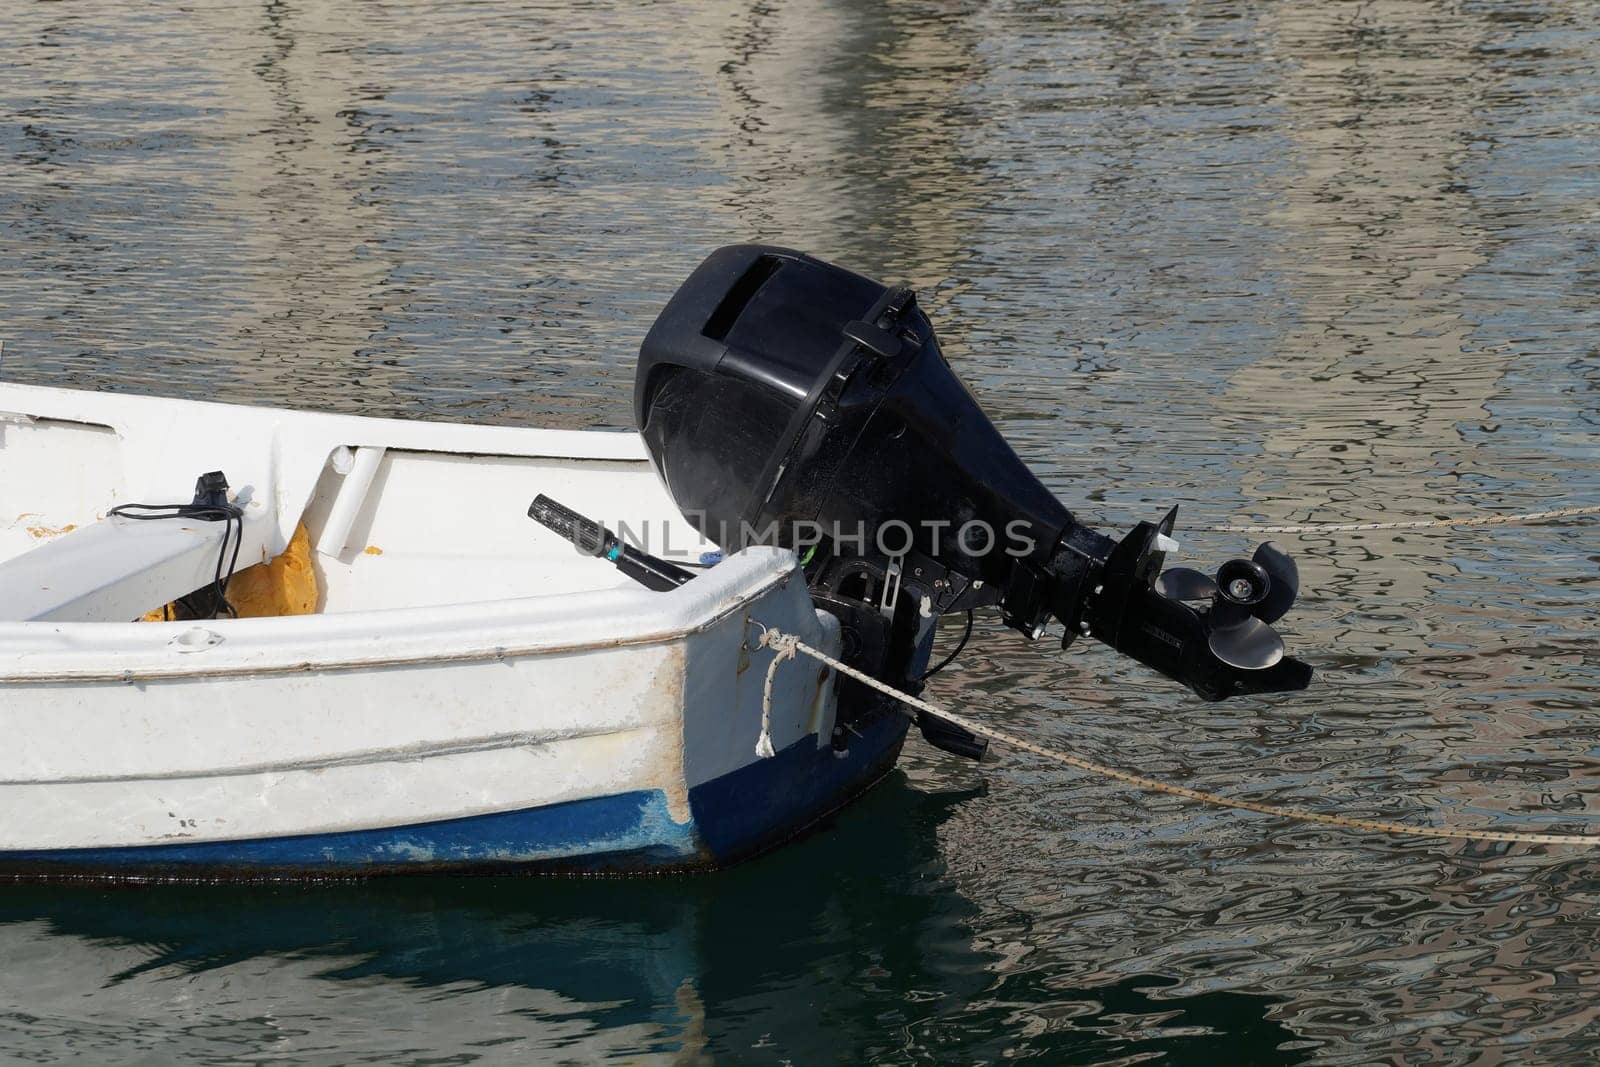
[0,511,271,623]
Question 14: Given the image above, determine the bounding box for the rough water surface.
[2,0,1598,1063]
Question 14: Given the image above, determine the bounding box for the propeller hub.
[1215,559,1270,608]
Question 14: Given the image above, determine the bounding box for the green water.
[3,0,1599,1062]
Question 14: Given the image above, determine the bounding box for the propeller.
[1207,615,1284,670]
[1155,543,1302,671]
[1250,541,1299,623]
[1086,515,1313,699]
[1155,567,1216,602]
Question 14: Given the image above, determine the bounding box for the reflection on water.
[0,784,1302,1063]
[3,0,1599,1062]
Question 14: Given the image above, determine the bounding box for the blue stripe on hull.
[0,712,908,880]
[0,790,702,878]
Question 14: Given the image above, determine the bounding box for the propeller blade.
[1251,541,1300,623]
[1156,567,1217,602]
[1208,616,1285,670]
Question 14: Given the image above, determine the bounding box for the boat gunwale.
[0,381,652,462]
[0,561,796,686]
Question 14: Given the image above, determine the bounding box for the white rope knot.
[754,627,800,759]
[758,627,799,655]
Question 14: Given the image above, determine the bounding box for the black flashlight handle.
[528,494,695,592]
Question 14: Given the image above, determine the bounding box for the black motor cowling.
[637,244,1311,711]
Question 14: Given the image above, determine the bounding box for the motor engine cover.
[637,244,1076,595]
[636,244,1313,705]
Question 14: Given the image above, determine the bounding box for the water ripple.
[4,0,1599,1063]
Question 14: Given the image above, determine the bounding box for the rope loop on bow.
[753,627,801,759]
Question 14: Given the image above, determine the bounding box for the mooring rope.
[753,627,1600,847]
[754,630,797,760]
[1201,503,1600,535]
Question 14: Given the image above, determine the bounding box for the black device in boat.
[528,494,696,592]
[635,245,1312,756]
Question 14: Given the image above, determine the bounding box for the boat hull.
[0,545,908,882]
[0,710,907,881]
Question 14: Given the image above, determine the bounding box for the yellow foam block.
[230,522,319,617]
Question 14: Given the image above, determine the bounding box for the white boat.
[0,382,908,879]
[0,244,1316,881]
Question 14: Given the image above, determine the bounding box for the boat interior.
[0,385,712,625]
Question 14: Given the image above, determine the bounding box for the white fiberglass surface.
[307,449,713,613]
[0,417,128,566]
[0,385,712,618]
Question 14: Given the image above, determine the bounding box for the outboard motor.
[636,245,1311,753]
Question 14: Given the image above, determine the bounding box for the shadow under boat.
[0,773,1306,1063]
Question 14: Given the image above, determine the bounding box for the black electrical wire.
[920,609,974,681]
[107,501,244,619]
